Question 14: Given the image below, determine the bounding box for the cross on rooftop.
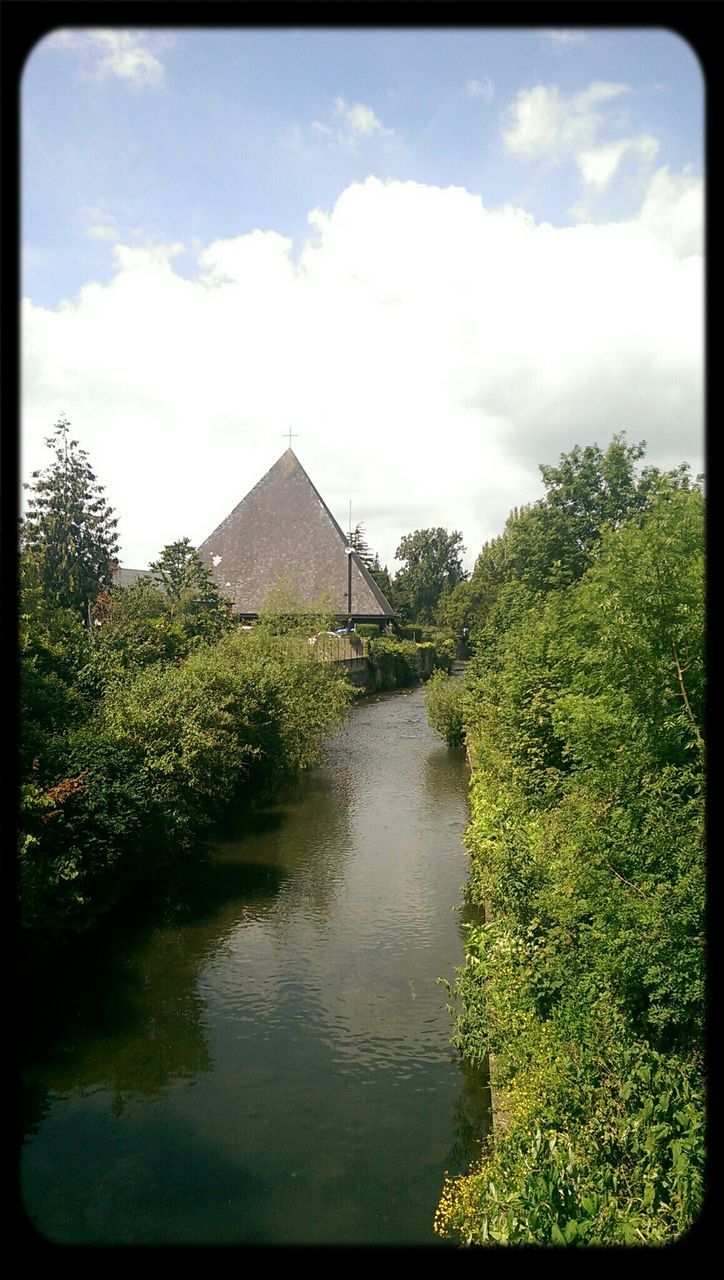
[282,428,299,449]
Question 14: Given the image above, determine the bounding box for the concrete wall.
[333,644,445,693]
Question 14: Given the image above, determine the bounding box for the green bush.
[367,635,419,689]
[397,623,436,642]
[436,1041,704,1245]
[19,627,353,963]
[436,486,705,1245]
[424,668,466,746]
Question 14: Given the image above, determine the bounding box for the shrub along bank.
[19,622,353,968]
[366,635,452,691]
[423,667,467,747]
[427,473,705,1244]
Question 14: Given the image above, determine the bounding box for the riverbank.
[19,625,354,972]
[429,487,705,1246]
[340,635,453,693]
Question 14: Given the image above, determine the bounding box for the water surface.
[21,684,490,1245]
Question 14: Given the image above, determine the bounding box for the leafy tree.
[424,668,466,746]
[461,436,699,648]
[20,622,353,961]
[80,576,190,696]
[149,537,232,643]
[20,416,119,624]
[19,593,91,779]
[432,477,705,1245]
[393,527,467,623]
[508,434,700,593]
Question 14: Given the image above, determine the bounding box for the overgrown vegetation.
[366,635,452,691]
[19,422,353,967]
[366,635,422,689]
[423,669,466,747]
[427,437,705,1245]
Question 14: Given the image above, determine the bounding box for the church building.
[197,448,396,625]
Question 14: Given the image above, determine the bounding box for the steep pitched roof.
[113,566,152,588]
[198,449,396,619]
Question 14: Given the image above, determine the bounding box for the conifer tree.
[150,537,232,642]
[21,416,119,625]
[348,522,374,568]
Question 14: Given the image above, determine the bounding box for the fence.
[309,632,367,662]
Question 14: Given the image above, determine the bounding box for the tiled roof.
[198,449,396,618]
[113,566,152,588]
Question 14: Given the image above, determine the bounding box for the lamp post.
[345,545,353,629]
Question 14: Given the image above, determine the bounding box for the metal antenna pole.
[347,499,353,627]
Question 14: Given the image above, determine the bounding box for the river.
[20,683,490,1246]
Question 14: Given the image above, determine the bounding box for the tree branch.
[672,640,704,751]
[602,860,648,900]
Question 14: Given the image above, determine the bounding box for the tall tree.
[21,417,119,625]
[149,537,232,643]
[506,434,690,592]
[463,436,700,647]
[394,527,467,623]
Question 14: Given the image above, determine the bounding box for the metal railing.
[309,632,367,662]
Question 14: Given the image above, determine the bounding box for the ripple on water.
[21,684,488,1246]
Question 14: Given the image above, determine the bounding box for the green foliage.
[18,429,359,968]
[460,435,699,648]
[367,635,419,689]
[80,577,187,698]
[257,576,336,636]
[19,551,95,779]
[436,468,705,1245]
[424,669,466,746]
[150,537,233,644]
[398,622,430,641]
[434,576,483,634]
[20,416,119,624]
[393,527,467,624]
[19,626,353,964]
[74,540,236,702]
[436,1043,704,1245]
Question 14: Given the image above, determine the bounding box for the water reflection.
[444,1056,493,1174]
[21,684,489,1246]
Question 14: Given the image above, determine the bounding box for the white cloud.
[504,80,665,217]
[577,134,658,192]
[503,81,631,163]
[22,175,703,576]
[465,77,495,103]
[84,206,122,241]
[542,30,588,51]
[577,139,631,191]
[86,224,119,241]
[335,97,388,138]
[313,97,392,146]
[637,165,704,258]
[573,133,659,214]
[47,28,166,88]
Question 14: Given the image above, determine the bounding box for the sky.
[21,25,704,574]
